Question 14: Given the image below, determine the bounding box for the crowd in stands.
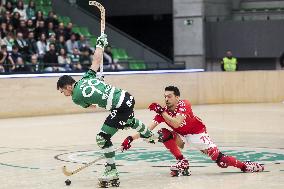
[0,0,94,73]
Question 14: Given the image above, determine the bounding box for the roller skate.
[242,161,264,173]
[98,164,120,188]
[170,159,191,177]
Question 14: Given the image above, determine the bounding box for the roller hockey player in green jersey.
[57,34,155,188]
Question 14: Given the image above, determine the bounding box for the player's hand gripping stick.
[121,136,133,152]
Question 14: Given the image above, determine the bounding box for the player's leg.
[96,122,119,186]
[188,132,264,172]
[158,128,185,160]
[158,128,190,176]
[121,93,153,139]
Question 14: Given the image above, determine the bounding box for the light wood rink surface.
[0,103,284,189]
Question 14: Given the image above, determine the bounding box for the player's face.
[164,91,179,109]
[59,85,73,96]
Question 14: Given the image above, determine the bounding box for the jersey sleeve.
[153,114,165,124]
[82,69,97,79]
[176,100,191,118]
[73,97,90,108]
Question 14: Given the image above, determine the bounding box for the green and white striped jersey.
[72,70,126,110]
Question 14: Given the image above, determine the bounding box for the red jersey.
[153,100,206,135]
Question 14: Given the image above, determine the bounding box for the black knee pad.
[96,132,112,149]
[216,152,228,168]
[157,128,174,143]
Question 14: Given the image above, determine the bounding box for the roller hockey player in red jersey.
[121,86,264,176]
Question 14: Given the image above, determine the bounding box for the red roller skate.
[170,159,191,177]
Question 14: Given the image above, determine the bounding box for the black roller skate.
[170,159,191,177]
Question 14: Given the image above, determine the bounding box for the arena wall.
[0,70,283,118]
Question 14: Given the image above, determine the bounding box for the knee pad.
[96,132,112,149]
[158,128,175,143]
[216,152,229,168]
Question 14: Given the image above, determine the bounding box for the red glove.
[148,103,165,114]
[121,136,134,151]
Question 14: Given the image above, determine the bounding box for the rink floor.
[0,103,284,189]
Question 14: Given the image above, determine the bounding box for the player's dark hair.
[165,86,180,96]
[57,75,76,90]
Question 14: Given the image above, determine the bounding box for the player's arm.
[90,34,108,72]
[121,122,159,151]
[161,112,185,128]
[132,122,159,140]
[148,102,185,128]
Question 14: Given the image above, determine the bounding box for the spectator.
[80,47,92,71]
[64,22,73,40]
[7,23,15,34]
[26,19,35,33]
[26,31,37,56]
[0,22,8,38]
[58,48,71,71]
[26,0,36,20]
[11,11,20,29]
[78,35,90,51]
[221,50,238,72]
[34,20,47,39]
[13,0,26,20]
[2,11,12,24]
[3,32,15,52]
[69,47,82,71]
[55,22,66,39]
[0,2,6,16]
[55,34,66,52]
[45,11,59,28]
[10,45,22,63]
[13,57,29,72]
[14,32,28,58]
[16,20,28,38]
[44,43,65,72]
[103,45,122,71]
[47,21,55,37]
[46,33,56,51]
[66,33,78,54]
[0,45,15,72]
[36,33,47,59]
[5,1,14,13]
[26,54,40,72]
[34,11,44,27]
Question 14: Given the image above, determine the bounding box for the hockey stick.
[89,1,105,80]
[62,147,121,176]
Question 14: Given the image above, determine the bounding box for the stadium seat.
[80,27,92,38]
[90,36,97,47]
[129,60,146,70]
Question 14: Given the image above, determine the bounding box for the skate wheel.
[111,179,120,187]
[98,181,109,188]
[170,170,179,177]
[182,170,191,176]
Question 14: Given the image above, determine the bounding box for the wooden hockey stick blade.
[62,147,122,176]
[62,156,104,176]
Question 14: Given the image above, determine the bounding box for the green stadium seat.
[72,26,81,34]
[129,60,146,70]
[80,27,92,37]
[90,36,97,47]
[112,48,131,60]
